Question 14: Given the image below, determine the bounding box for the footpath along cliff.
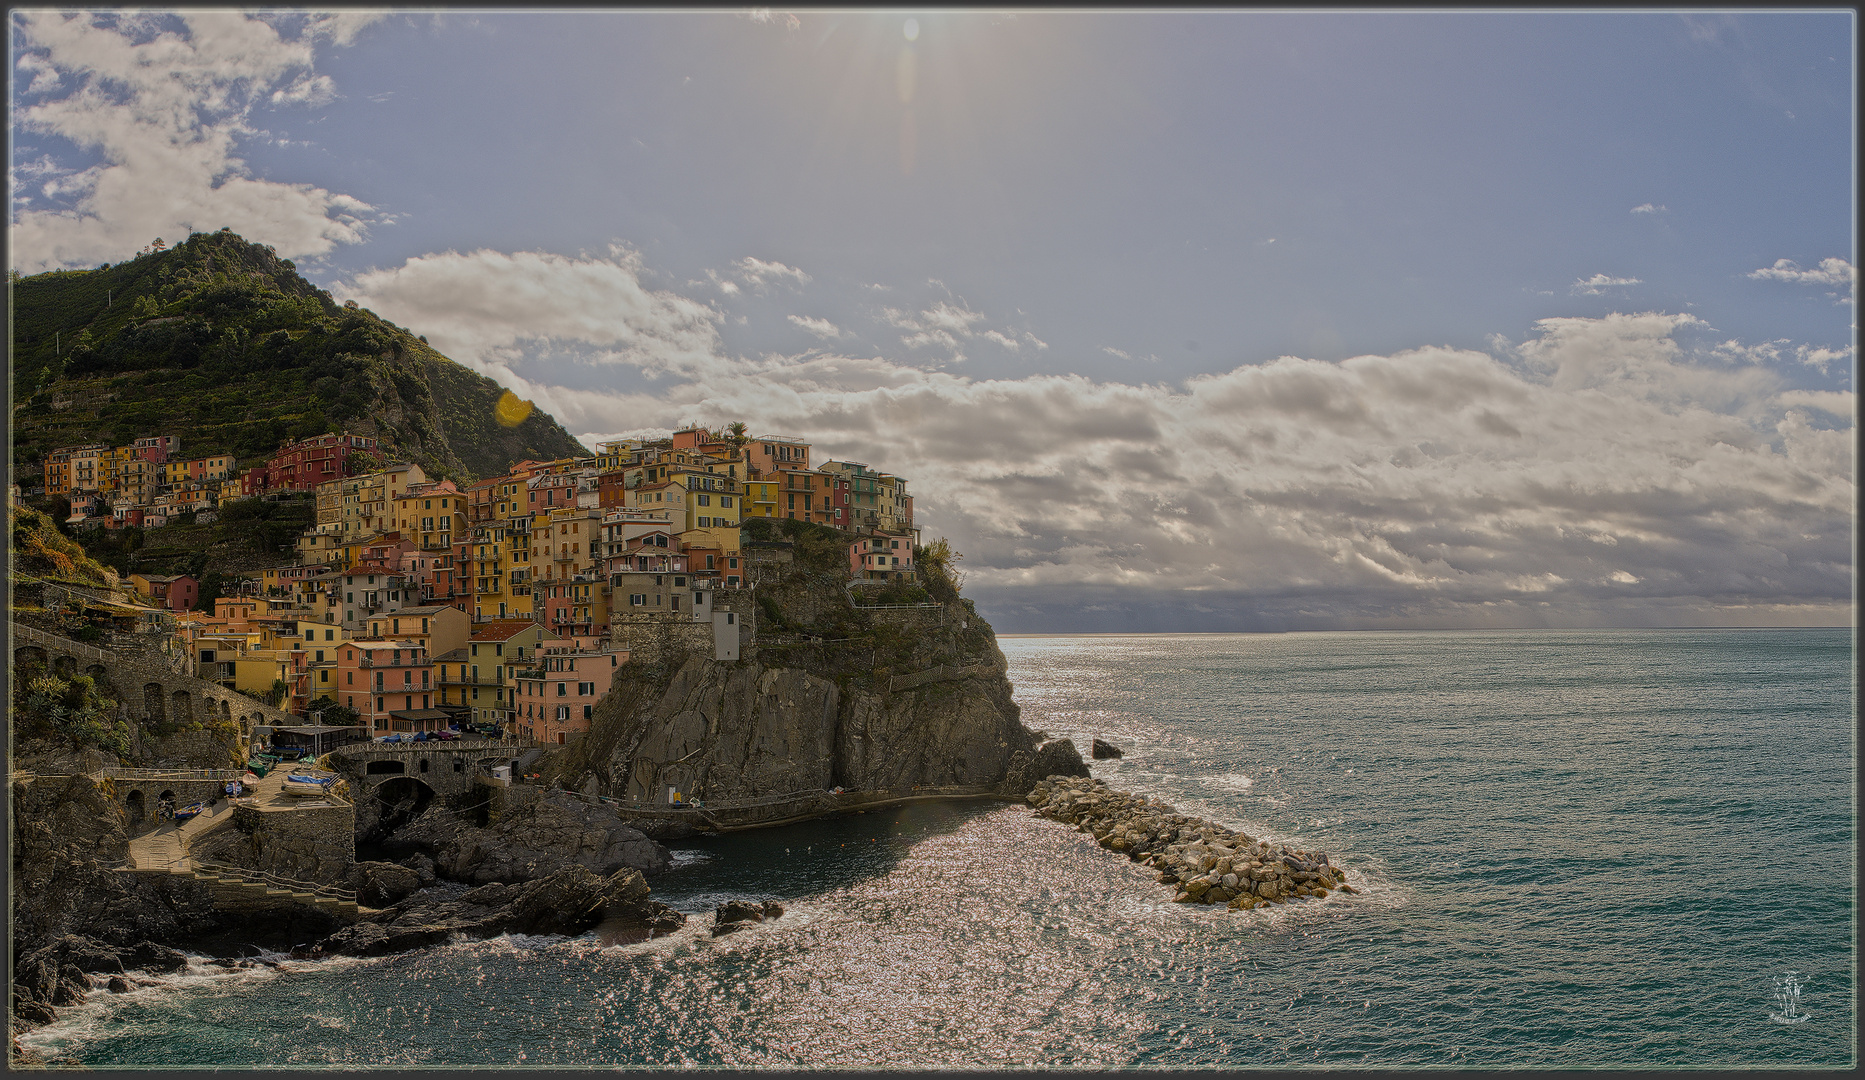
[542,529,1088,818]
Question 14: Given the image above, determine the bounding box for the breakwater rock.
[1026,776,1357,909]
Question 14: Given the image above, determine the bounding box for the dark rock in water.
[106,976,130,993]
[123,941,189,974]
[288,943,326,961]
[317,922,453,958]
[14,998,57,1026]
[1091,739,1124,759]
[349,861,423,907]
[315,866,685,959]
[714,900,767,926]
[999,738,1091,795]
[711,898,785,937]
[51,965,90,1005]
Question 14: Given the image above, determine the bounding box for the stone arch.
[85,663,108,680]
[172,690,194,725]
[125,789,146,826]
[144,683,166,723]
[53,655,77,677]
[418,758,430,774]
[14,646,48,666]
[373,776,436,833]
[219,699,232,722]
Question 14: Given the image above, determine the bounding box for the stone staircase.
[120,768,365,922]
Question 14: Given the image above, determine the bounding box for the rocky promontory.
[1027,775,1357,908]
[546,556,1086,812]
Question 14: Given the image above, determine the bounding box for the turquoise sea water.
[21,629,1855,1069]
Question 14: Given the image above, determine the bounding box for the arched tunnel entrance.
[373,776,437,834]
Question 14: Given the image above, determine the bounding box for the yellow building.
[741,479,781,520]
[393,481,467,551]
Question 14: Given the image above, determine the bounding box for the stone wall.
[608,613,714,668]
[197,804,356,885]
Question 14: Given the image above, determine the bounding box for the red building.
[250,433,381,494]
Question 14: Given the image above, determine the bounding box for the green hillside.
[9,229,589,483]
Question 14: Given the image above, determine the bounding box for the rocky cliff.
[544,571,1085,809]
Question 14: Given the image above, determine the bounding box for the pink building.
[335,639,436,733]
[513,644,627,745]
[848,533,916,581]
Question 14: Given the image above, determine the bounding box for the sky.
[8,8,1857,632]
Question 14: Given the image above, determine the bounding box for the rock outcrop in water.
[314,865,684,957]
[1026,775,1357,908]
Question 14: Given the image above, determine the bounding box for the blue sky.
[9,9,1856,630]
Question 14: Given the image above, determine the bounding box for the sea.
[19,629,1855,1070]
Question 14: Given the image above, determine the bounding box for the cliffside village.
[26,426,921,751]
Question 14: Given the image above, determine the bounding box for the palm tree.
[728,421,748,446]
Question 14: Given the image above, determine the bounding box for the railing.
[189,860,357,903]
[101,767,246,781]
[9,621,112,663]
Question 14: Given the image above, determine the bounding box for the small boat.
[173,802,205,822]
[283,773,337,798]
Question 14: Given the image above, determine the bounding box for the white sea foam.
[668,848,715,869]
[1207,773,1255,793]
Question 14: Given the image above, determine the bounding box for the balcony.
[436,674,506,687]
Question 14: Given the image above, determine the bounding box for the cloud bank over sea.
[336,248,1853,630]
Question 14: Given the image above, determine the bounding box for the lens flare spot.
[903,18,919,42]
[494,390,534,428]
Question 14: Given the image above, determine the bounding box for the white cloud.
[1777,390,1854,418]
[335,248,725,385]
[1748,257,1858,305]
[1570,273,1642,296]
[1103,347,1133,361]
[732,256,810,290]
[884,298,1040,362]
[1630,203,1667,214]
[788,314,845,340]
[7,10,380,273]
[270,73,337,106]
[302,10,389,47]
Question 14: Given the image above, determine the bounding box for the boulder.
[317,922,453,958]
[1090,739,1124,759]
[106,977,130,994]
[390,795,674,885]
[349,862,423,907]
[122,941,188,974]
[399,853,438,886]
[13,998,57,1026]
